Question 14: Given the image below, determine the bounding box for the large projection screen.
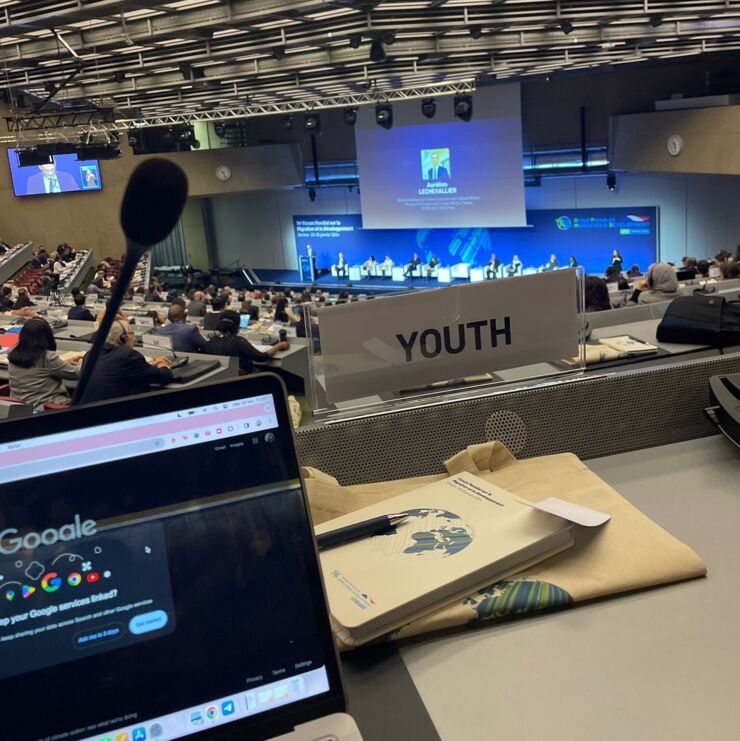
[355,83,526,229]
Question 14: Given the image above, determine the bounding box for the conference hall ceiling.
[1,1,739,120]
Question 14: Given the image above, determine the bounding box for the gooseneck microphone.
[72,158,188,404]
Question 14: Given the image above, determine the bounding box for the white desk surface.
[399,435,740,741]
[592,318,709,355]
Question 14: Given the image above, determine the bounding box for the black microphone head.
[120,158,188,248]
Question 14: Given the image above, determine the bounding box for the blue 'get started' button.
[129,609,169,635]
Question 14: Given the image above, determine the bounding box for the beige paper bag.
[304,442,706,649]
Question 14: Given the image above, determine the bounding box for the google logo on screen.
[41,572,62,593]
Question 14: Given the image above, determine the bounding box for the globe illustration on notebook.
[371,508,474,559]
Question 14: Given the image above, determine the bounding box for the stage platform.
[250,269,471,295]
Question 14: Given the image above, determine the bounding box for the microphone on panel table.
[71,158,189,405]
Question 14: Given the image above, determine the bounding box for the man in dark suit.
[25,160,80,195]
[155,304,208,353]
[485,253,501,280]
[68,293,96,322]
[334,252,348,278]
[78,321,173,404]
[404,252,422,279]
[426,152,450,181]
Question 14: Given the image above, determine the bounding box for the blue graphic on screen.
[294,208,658,276]
[6,149,103,198]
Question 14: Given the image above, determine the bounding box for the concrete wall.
[210,172,740,271]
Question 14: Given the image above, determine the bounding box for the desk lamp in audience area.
[71,158,188,404]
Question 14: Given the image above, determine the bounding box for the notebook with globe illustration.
[316,471,575,644]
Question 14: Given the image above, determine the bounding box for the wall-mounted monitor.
[6,149,103,197]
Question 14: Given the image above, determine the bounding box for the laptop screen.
[0,376,343,741]
[239,314,250,330]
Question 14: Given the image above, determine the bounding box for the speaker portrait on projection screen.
[421,149,451,182]
[25,158,80,195]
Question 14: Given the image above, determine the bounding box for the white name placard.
[318,270,579,403]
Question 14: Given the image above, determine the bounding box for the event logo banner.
[318,270,579,403]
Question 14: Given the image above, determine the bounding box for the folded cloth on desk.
[303,442,706,649]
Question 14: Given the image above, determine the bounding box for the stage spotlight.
[127,131,140,149]
[308,187,317,202]
[370,39,386,63]
[280,115,294,130]
[607,172,617,191]
[560,19,574,35]
[161,127,175,143]
[272,47,286,60]
[469,25,482,40]
[343,107,357,126]
[375,103,393,129]
[421,98,436,119]
[382,32,396,45]
[108,131,120,146]
[453,94,473,122]
[348,34,362,49]
[649,14,664,27]
[214,122,227,138]
[304,112,321,133]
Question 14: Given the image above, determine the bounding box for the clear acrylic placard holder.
[304,269,587,422]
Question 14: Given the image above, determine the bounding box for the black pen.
[316,513,409,551]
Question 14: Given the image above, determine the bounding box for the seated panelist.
[425,256,439,281]
[485,253,501,280]
[363,255,378,278]
[404,252,421,279]
[542,253,560,272]
[379,255,394,278]
[506,255,523,278]
[333,252,348,278]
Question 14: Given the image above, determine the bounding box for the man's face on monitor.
[39,161,57,177]
[431,153,439,167]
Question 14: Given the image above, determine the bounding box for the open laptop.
[0,374,362,741]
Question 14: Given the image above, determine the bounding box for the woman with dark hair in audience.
[274,298,292,323]
[14,287,34,309]
[696,260,710,279]
[584,277,611,312]
[206,310,288,375]
[611,250,623,270]
[8,318,82,410]
[0,286,14,312]
[605,265,629,290]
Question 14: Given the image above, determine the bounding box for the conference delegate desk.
[0,338,238,391]
[339,434,739,741]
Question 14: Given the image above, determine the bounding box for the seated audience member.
[156,304,207,353]
[91,271,107,290]
[274,298,292,323]
[206,310,288,374]
[86,280,105,297]
[333,252,348,278]
[0,286,14,312]
[631,262,679,304]
[52,252,65,275]
[283,287,293,301]
[78,320,173,404]
[605,265,629,290]
[170,297,187,310]
[722,262,740,280]
[696,260,710,279]
[187,291,207,317]
[30,251,42,269]
[336,290,350,305]
[8,318,82,410]
[37,248,49,266]
[146,310,164,327]
[627,264,642,278]
[14,287,33,309]
[68,293,96,322]
[202,296,226,330]
[166,288,179,303]
[584,277,611,312]
[145,283,163,302]
[300,290,312,304]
